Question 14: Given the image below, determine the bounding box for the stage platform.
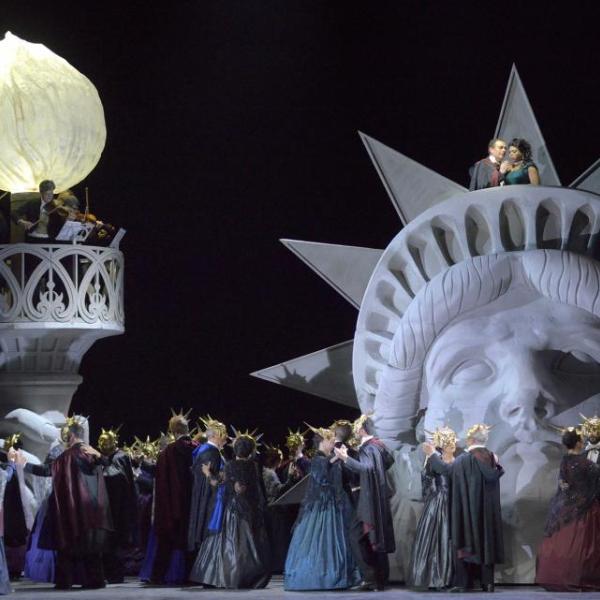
[10,577,600,599]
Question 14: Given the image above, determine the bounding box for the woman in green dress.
[502,138,540,185]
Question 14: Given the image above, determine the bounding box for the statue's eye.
[554,351,600,376]
[450,360,493,384]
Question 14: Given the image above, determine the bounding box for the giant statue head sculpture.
[354,185,600,581]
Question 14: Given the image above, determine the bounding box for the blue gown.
[284,453,360,590]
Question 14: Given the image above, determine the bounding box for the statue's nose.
[498,364,555,442]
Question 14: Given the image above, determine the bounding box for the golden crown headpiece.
[263,443,283,462]
[352,414,372,437]
[580,413,600,439]
[330,419,353,429]
[229,426,263,452]
[198,414,227,439]
[466,423,493,439]
[285,428,306,451]
[61,414,88,442]
[160,430,177,446]
[305,423,336,441]
[168,408,192,433]
[98,426,122,454]
[3,432,21,451]
[134,435,160,460]
[425,426,457,449]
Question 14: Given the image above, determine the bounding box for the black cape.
[344,438,395,553]
[103,450,138,547]
[451,448,504,565]
[469,158,501,190]
[187,442,223,551]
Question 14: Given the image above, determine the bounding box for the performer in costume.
[97,427,137,584]
[279,429,310,483]
[284,425,360,591]
[334,415,395,591]
[23,436,66,583]
[187,416,227,554]
[262,444,298,574]
[23,416,112,590]
[409,427,457,590]
[449,424,504,593]
[469,138,507,190]
[502,138,540,185]
[0,434,32,581]
[124,437,158,576]
[536,427,600,591]
[581,414,600,464]
[146,411,195,585]
[190,429,271,589]
[0,446,18,594]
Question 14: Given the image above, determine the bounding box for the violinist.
[12,180,56,243]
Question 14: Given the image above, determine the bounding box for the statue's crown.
[285,428,305,451]
[305,423,335,442]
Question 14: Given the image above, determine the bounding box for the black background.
[1,1,598,448]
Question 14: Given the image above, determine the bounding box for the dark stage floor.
[9,577,600,599]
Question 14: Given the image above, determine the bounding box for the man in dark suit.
[11,179,56,242]
[469,139,508,190]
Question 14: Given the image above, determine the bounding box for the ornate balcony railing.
[0,244,124,328]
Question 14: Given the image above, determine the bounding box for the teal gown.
[284,453,359,590]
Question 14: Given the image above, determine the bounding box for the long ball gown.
[0,464,15,594]
[189,458,271,589]
[284,453,360,591]
[407,454,453,590]
[536,454,600,591]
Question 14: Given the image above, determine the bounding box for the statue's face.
[422,288,600,559]
[423,289,600,446]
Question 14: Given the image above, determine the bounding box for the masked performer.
[144,412,195,585]
[581,414,600,464]
[190,429,270,589]
[0,434,33,582]
[409,427,457,590]
[123,436,158,576]
[97,427,137,584]
[280,429,310,483]
[284,425,360,591]
[23,417,112,590]
[24,436,66,583]
[450,424,504,593]
[536,427,600,591]
[262,444,299,574]
[334,415,395,591]
[0,448,17,594]
[187,416,227,554]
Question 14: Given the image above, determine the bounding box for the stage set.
[0,18,600,600]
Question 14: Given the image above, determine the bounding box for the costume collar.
[488,155,499,164]
[467,443,486,452]
[359,435,374,448]
[586,441,600,450]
